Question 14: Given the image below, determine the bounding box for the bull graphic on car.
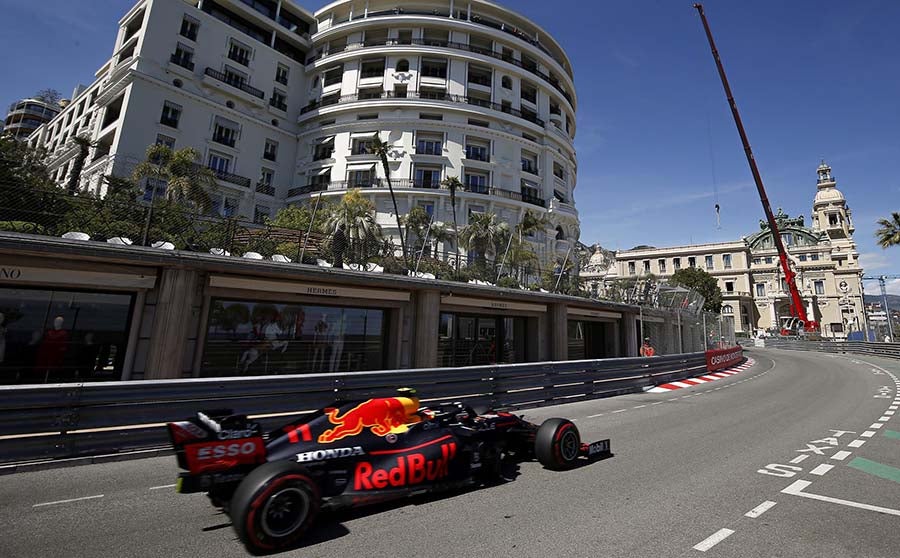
[318,396,421,443]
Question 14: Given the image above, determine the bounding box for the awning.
[312,167,332,176]
[346,163,376,172]
[350,131,378,138]
[316,135,335,144]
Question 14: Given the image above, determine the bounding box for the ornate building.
[596,162,865,338]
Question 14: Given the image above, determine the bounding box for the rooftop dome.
[814,187,845,205]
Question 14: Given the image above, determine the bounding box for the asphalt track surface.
[2,348,899,557]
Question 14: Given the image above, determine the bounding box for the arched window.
[555,226,566,240]
[722,304,734,314]
[396,59,409,72]
[501,76,512,89]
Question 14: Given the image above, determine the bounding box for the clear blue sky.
[2,0,899,291]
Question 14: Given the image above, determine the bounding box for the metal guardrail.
[0,353,708,465]
[761,339,900,360]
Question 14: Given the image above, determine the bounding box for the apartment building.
[3,98,60,140]
[605,162,865,338]
[28,0,579,260]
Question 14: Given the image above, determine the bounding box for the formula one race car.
[168,390,610,554]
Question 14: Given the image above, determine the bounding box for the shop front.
[198,276,408,377]
[0,263,155,384]
[567,308,623,360]
[438,295,545,367]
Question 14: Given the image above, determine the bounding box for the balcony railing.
[255,182,276,196]
[170,53,195,71]
[269,98,287,111]
[198,164,251,188]
[468,74,492,87]
[305,37,573,106]
[212,133,236,147]
[285,179,545,207]
[204,67,264,99]
[465,148,490,162]
[300,91,545,126]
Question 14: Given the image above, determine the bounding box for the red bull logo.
[318,397,421,444]
[354,441,457,490]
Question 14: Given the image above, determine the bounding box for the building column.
[145,268,201,380]
[623,313,638,357]
[549,303,568,360]
[769,302,777,328]
[413,289,440,368]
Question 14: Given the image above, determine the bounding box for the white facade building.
[29,0,579,261]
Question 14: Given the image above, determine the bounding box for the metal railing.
[0,353,707,465]
[203,67,265,100]
[255,182,275,196]
[761,339,900,360]
[284,178,545,206]
[300,90,546,127]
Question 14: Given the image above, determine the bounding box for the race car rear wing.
[167,411,267,474]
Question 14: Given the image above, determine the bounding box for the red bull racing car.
[168,391,611,554]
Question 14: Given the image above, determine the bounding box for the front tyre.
[535,418,581,470]
[230,461,320,555]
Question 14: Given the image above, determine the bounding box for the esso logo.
[197,441,259,461]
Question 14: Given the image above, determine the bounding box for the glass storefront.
[201,298,386,376]
[438,313,526,367]
[568,320,615,360]
[0,288,134,384]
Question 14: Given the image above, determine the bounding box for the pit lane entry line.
[693,528,735,552]
[32,494,105,508]
[781,480,900,517]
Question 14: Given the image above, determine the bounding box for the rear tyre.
[230,461,320,555]
[535,418,581,471]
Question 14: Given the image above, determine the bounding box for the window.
[465,138,490,162]
[521,82,537,104]
[357,113,378,120]
[208,151,232,174]
[172,43,194,70]
[550,101,561,116]
[723,253,732,269]
[688,256,696,268]
[419,86,447,100]
[223,66,248,88]
[223,197,238,217]
[415,133,442,155]
[781,232,793,246]
[352,137,374,155]
[360,58,385,79]
[643,260,651,274]
[828,213,839,226]
[394,85,407,98]
[180,16,199,41]
[628,262,636,275]
[553,162,566,181]
[263,139,278,161]
[467,204,485,221]
[705,255,714,270]
[228,40,252,66]
[501,76,512,89]
[313,137,334,160]
[143,177,167,202]
[270,89,287,111]
[468,118,489,128]
[419,113,442,121]
[396,59,409,72]
[756,283,766,297]
[465,172,488,193]
[810,253,820,261]
[414,165,441,188]
[673,257,681,270]
[658,259,667,274]
[275,64,289,85]
[323,65,343,87]
[468,64,492,87]
[348,168,374,188]
[765,256,774,264]
[213,117,240,147]
[309,169,331,187]
[799,254,807,262]
[358,87,382,100]
[254,205,271,224]
[814,280,825,295]
[421,58,448,79]
[521,152,538,175]
[259,168,274,187]
[155,134,175,150]
[418,201,435,217]
[160,101,181,128]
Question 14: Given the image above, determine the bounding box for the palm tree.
[441,176,463,275]
[66,135,96,194]
[876,212,900,248]
[324,189,382,264]
[132,144,215,212]
[459,211,508,270]
[369,134,407,268]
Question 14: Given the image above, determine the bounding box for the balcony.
[723,291,752,298]
[305,36,574,107]
[269,98,287,111]
[199,164,251,188]
[521,191,545,207]
[170,53,195,71]
[255,182,276,196]
[299,91,544,127]
[465,147,490,162]
[521,162,539,176]
[204,67,264,100]
[212,133,236,148]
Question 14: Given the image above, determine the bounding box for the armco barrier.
[0,353,715,466]
[761,339,900,360]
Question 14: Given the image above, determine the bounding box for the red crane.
[693,4,818,334]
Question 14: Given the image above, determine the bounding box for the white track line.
[149,484,176,491]
[848,439,866,448]
[790,455,809,464]
[33,494,104,508]
[810,464,834,476]
[831,451,852,461]
[869,423,883,429]
[745,500,777,518]
[693,528,735,552]
[782,480,900,516]
[861,431,876,438]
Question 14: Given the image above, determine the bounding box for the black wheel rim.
[261,487,309,538]
[560,429,579,462]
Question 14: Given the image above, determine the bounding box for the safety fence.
[0,352,720,466]
[761,339,900,360]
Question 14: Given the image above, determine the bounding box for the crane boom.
[693,3,817,333]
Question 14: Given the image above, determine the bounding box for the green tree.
[324,189,382,264]
[370,134,407,267]
[131,144,214,212]
[670,267,723,313]
[459,211,508,272]
[402,205,450,263]
[440,176,463,275]
[875,212,900,248]
[33,88,62,106]
[0,136,68,232]
[65,135,96,194]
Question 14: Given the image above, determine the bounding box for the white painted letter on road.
[758,463,803,478]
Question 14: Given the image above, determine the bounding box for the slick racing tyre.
[231,461,321,555]
[535,418,581,471]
